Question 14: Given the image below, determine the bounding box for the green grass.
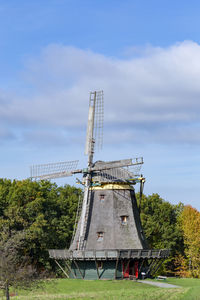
[0,278,200,300]
[164,278,200,300]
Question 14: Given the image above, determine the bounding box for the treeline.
[137,193,200,277]
[0,178,199,277]
[0,178,82,273]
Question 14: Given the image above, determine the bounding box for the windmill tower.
[30,91,169,279]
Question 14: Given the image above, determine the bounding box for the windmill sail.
[91,157,143,171]
[30,160,80,180]
[84,104,95,157]
[94,90,104,151]
[85,91,104,159]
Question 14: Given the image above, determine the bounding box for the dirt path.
[138,280,181,288]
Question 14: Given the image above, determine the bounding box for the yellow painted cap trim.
[90,183,134,190]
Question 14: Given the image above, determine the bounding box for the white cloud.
[1,41,200,145]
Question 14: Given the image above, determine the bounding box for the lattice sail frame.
[94,90,104,151]
[30,160,79,180]
[85,91,104,156]
[92,163,143,183]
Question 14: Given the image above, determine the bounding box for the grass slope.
[165,278,200,300]
[1,278,199,300]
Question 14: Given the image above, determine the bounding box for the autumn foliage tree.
[180,205,200,278]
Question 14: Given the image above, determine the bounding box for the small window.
[97,261,103,269]
[99,194,105,202]
[121,215,128,225]
[97,231,104,241]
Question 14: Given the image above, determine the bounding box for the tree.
[180,205,200,277]
[138,193,184,251]
[137,193,184,274]
[1,178,188,277]
[0,179,82,272]
[0,230,40,300]
[0,179,12,216]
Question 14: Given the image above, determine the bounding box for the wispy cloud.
[0,41,200,146]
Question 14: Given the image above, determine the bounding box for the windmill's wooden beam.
[54,260,69,278]
[31,169,82,180]
[91,158,143,172]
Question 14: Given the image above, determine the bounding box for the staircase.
[78,191,91,250]
[70,195,83,245]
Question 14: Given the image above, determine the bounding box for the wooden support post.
[73,260,84,279]
[65,260,76,279]
[70,260,77,279]
[125,259,130,274]
[150,258,162,276]
[55,260,69,278]
[114,256,119,280]
[145,259,153,277]
[138,258,145,276]
[151,258,165,276]
[145,258,154,277]
[149,258,159,275]
[95,259,100,279]
[147,258,157,276]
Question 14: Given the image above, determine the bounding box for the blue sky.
[0,0,200,209]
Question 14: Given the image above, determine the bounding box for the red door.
[134,261,139,278]
[122,261,130,278]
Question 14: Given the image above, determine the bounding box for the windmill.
[30,91,169,279]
